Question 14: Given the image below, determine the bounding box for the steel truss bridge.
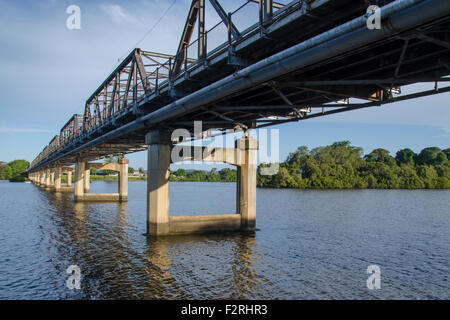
[27,0,450,235]
[28,0,450,169]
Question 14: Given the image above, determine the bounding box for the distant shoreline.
[86,176,449,189]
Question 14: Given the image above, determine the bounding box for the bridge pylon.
[74,157,129,202]
[145,130,258,236]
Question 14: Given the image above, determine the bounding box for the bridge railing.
[60,114,83,146]
[82,49,174,134]
[49,135,60,154]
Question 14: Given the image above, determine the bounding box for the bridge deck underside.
[29,0,450,169]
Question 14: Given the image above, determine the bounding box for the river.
[0,180,448,299]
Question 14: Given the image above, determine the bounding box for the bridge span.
[27,0,450,236]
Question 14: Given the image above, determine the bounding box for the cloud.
[99,3,138,26]
[440,127,450,138]
[0,127,52,133]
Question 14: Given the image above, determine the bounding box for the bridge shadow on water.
[38,187,271,299]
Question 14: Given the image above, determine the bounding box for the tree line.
[2,142,449,189]
[170,168,237,182]
[258,141,449,189]
[0,160,30,182]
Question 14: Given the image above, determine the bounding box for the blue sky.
[0,0,448,170]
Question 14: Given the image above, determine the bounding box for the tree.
[175,168,186,177]
[443,148,450,160]
[395,148,415,165]
[0,162,13,180]
[415,147,447,166]
[257,142,449,190]
[219,168,236,182]
[7,160,29,177]
[416,165,439,188]
[364,149,396,166]
[128,167,135,174]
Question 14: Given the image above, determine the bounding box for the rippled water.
[0,180,448,299]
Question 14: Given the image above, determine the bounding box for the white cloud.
[0,127,51,133]
[99,4,138,26]
[440,127,450,138]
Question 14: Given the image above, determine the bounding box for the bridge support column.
[144,131,259,237]
[39,171,44,186]
[76,159,128,202]
[49,170,55,189]
[118,157,129,202]
[45,168,51,189]
[67,171,72,187]
[74,159,85,202]
[84,165,90,193]
[54,167,61,192]
[146,131,171,236]
[236,136,258,231]
[42,170,47,187]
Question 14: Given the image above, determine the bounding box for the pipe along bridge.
[27,0,450,236]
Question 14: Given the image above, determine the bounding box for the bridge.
[27,0,450,236]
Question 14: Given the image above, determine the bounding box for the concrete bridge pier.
[118,157,129,202]
[84,167,90,194]
[38,171,44,186]
[74,158,128,202]
[44,168,52,190]
[55,167,74,192]
[54,166,61,192]
[66,170,72,187]
[43,169,47,187]
[49,169,55,190]
[236,137,258,231]
[145,131,171,236]
[74,159,85,202]
[145,130,258,237]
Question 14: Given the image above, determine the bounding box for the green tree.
[395,148,416,165]
[364,149,396,166]
[219,168,236,182]
[443,148,450,160]
[256,142,449,190]
[208,168,221,182]
[398,164,424,189]
[416,165,439,188]
[128,167,135,174]
[0,162,13,180]
[175,168,186,177]
[415,147,447,165]
[7,160,29,177]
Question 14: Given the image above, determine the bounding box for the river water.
[0,180,448,299]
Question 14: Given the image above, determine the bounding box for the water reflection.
[36,184,269,299]
[1,181,448,299]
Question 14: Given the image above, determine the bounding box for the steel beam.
[173,0,200,75]
[209,0,241,40]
